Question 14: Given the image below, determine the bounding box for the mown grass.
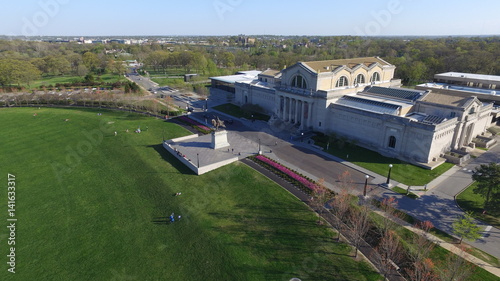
[0,107,381,281]
[311,134,455,186]
[456,182,500,228]
[368,212,499,280]
[31,74,125,89]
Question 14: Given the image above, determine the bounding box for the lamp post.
[258,138,261,154]
[386,164,393,185]
[363,175,369,197]
[205,98,208,111]
[197,153,200,168]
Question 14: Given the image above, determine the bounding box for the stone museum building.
[210,57,496,165]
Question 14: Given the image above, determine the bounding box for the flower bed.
[178,116,211,134]
[253,155,318,193]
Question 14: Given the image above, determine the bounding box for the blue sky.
[1,0,499,36]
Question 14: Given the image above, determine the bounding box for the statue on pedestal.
[211,116,226,131]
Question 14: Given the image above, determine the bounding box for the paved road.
[395,144,500,259]
[199,90,500,260]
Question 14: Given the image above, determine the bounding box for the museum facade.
[209,57,495,165]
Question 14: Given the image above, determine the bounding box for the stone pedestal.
[211,130,230,149]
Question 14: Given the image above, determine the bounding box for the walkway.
[197,93,500,266]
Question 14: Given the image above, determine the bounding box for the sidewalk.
[373,209,500,277]
[201,102,500,261]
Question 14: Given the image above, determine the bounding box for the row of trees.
[310,171,481,281]
[2,36,498,88]
[1,91,179,117]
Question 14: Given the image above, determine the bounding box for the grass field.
[312,134,455,186]
[31,74,126,89]
[0,107,380,280]
[456,182,500,228]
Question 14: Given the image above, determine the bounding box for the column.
[295,100,300,124]
[287,98,292,122]
[300,100,306,129]
[308,102,313,128]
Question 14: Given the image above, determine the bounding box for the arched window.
[291,75,307,89]
[355,74,365,85]
[371,72,381,83]
[469,107,475,114]
[335,76,348,87]
[388,136,396,148]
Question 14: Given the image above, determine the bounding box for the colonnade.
[278,96,313,129]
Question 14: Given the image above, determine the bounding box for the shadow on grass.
[147,144,196,175]
[151,217,170,225]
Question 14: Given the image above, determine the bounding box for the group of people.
[169,213,181,223]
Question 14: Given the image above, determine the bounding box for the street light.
[363,175,369,197]
[386,164,393,185]
[197,153,200,168]
[258,138,261,153]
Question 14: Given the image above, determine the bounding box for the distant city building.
[210,57,496,166]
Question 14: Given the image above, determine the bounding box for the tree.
[348,202,370,258]
[82,52,101,73]
[377,197,401,236]
[310,179,332,224]
[472,162,500,212]
[438,245,476,281]
[406,221,437,281]
[0,58,41,87]
[330,188,351,241]
[452,212,482,244]
[377,230,403,279]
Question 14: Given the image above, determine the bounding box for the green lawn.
[456,182,500,229]
[31,74,125,88]
[369,212,499,280]
[0,107,380,281]
[315,137,455,186]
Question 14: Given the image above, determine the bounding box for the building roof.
[421,92,474,108]
[418,83,500,96]
[210,71,261,84]
[335,96,400,115]
[260,69,281,77]
[365,86,426,102]
[435,72,500,83]
[406,113,448,125]
[300,57,392,74]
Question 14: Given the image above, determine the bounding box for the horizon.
[1,0,499,37]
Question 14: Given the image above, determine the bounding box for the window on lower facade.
[388,136,396,148]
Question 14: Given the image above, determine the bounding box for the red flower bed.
[178,116,211,133]
[255,155,318,192]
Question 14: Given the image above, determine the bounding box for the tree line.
[0,36,499,88]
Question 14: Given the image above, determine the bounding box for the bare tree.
[406,258,438,281]
[377,230,403,279]
[348,203,370,258]
[438,245,477,281]
[310,179,332,224]
[377,197,402,237]
[330,188,351,241]
[405,221,437,281]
